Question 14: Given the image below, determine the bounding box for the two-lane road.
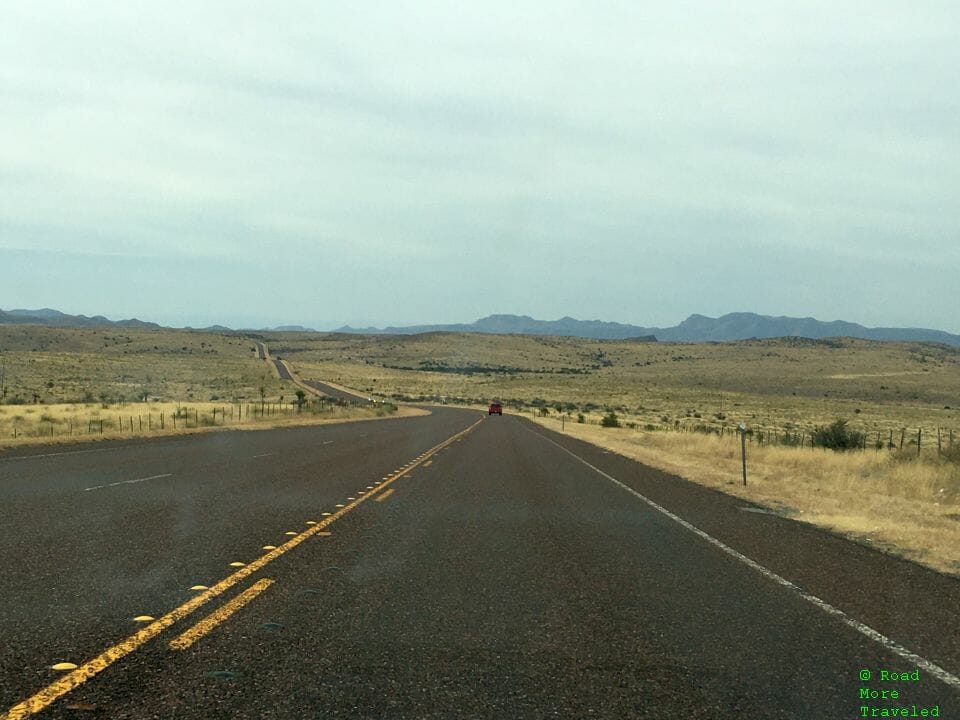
[1,410,958,718]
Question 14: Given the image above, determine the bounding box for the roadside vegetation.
[530,412,960,576]
[268,330,960,576]
[3,325,958,574]
[0,326,403,449]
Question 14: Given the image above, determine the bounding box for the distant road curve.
[299,378,370,404]
[254,341,370,404]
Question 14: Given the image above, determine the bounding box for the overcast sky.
[2,1,958,332]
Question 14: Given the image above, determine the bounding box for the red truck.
[488,402,503,416]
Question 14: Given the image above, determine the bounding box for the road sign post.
[739,423,747,486]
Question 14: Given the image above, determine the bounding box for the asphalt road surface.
[272,358,293,381]
[299,378,370,403]
[1,409,958,718]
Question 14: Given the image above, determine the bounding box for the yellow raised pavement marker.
[284,531,297,536]
[321,512,332,516]
[306,521,317,525]
[262,545,277,551]
[132,616,154,623]
[190,585,208,591]
[0,417,485,720]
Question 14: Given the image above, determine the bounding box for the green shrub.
[811,418,864,451]
[600,411,621,428]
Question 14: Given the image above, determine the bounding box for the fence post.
[899,428,905,450]
[917,428,922,457]
[937,427,942,455]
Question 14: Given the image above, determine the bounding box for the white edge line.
[2,446,126,463]
[527,426,960,692]
[85,473,173,491]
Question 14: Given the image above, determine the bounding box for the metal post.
[739,423,747,486]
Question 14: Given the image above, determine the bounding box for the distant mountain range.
[337,312,960,346]
[0,308,161,329]
[2,308,958,346]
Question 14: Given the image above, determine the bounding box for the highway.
[1,408,958,718]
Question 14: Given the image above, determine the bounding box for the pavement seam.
[525,424,960,692]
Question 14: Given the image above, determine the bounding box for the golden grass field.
[272,331,959,444]
[529,413,960,576]
[0,399,418,449]
[2,324,958,575]
[0,326,405,448]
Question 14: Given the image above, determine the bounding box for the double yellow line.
[1,417,481,720]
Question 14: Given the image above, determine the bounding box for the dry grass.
[0,399,424,451]
[4,325,959,573]
[530,413,960,576]
[273,332,960,446]
[0,326,290,404]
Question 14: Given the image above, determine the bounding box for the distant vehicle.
[488,402,503,416]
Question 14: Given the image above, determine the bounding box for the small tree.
[811,418,864,451]
[295,389,306,411]
[601,411,621,428]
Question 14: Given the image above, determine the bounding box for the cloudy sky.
[2,1,957,331]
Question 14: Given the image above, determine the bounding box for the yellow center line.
[423,460,433,467]
[169,579,274,651]
[0,417,482,720]
[374,488,395,502]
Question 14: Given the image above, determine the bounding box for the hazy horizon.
[2,3,958,333]
[4,305,960,337]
